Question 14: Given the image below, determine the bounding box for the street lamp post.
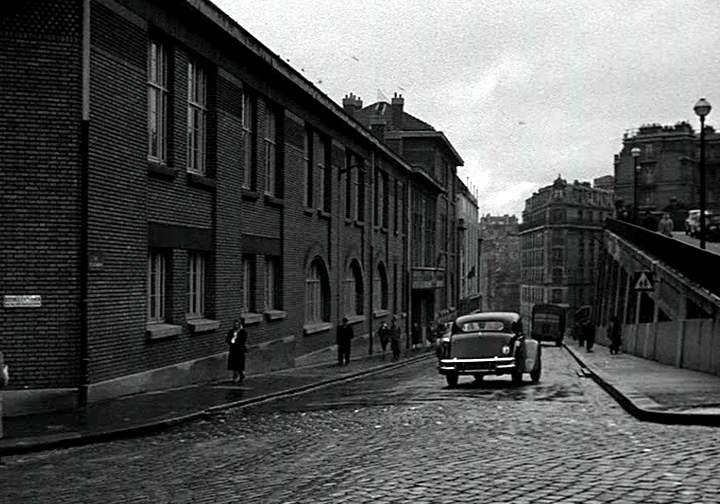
[694,98,712,249]
[631,146,641,223]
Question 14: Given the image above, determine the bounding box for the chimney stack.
[370,114,386,140]
[390,92,404,130]
[342,92,363,118]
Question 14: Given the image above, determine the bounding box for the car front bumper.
[438,357,516,375]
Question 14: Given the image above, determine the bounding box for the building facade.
[0,0,460,414]
[345,93,465,336]
[614,122,720,215]
[519,177,614,326]
[478,214,520,313]
[456,179,481,314]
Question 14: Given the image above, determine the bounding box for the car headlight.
[502,345,510,355]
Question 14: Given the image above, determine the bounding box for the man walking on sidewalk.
[377,321,391,360]
[337,317,354,366]
[390,316,402,361]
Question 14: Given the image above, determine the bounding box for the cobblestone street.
[4,347,720,503]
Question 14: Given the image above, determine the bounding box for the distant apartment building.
[593,175,614,191]
[614,122,720,214]
[456,179,481,314]
[519,177,614,325]
[478,214,520,313]
[345,93,464,333]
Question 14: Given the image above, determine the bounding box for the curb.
[0,352,432,457]
[564,344,720,427]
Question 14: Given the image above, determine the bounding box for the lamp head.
[694,98,712,118]
[631,147,641,158]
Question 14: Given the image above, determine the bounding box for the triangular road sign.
[633,271,654,291]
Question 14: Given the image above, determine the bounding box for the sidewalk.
[565,342,720,426]
[0,348,433,456]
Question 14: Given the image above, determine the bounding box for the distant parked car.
[437,312,541,387]
[685,209,720,240]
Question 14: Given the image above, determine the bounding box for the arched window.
[306,257,330,323]
[373,262,389,311]
[343,259,364,316]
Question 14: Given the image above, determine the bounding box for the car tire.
[446,373,458,388]
[530,364,541,383]
[511,371,522,385]
[555,339,562,347]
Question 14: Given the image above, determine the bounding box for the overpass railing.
[605,218,720,298]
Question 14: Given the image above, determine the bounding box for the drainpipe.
[367,151,375,355]
[78,0,91,408]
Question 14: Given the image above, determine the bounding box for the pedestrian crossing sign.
[633,271,654,291]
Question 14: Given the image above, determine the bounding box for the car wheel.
[530,364,542,383]
[511,371,522,385]
[446,373,458,388]
[555,338,562,347]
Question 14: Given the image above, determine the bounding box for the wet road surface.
[4,346,720,503]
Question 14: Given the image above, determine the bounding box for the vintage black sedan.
[437,312,541,387]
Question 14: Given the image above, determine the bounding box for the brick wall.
[0,0,83,388]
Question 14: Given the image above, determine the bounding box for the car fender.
[523,339,540,371]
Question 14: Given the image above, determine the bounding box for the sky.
[212,0,720,218]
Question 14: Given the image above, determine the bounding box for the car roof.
[456,312,521,325]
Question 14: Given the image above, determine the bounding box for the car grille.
[450,333,512,358]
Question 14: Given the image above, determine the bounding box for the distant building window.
[242,92,255,188]
[306,258,329,323]
[374,169,389,228]
[147,250,167,322]
[356,160,365,221]
[344,152,354,219]
[315,134,330,212]
[374,262,389,310]
[242,255,256,313]
[552,267,563,284]
[264,256,281,310]
[147,39,168,163]
[343,259,364,316]
[263,103,278,196]
[304,130,313,208]
[551,288,562,304]
[186,61,207,174]
[187,252,205,317]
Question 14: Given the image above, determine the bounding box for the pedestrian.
[226,318,247,383]
[337,317,354,366]
[574,320,586,348]
[411,322,422,349]
[584,318,595,353]
[608,315,622,355]
[377,321,391,359]
[658,212,674,237]
[390,317,402,361]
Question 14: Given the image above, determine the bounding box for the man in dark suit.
[337,317,354,365]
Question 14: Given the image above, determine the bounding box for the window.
[394,180,399,232]
[552,247,563,265]
[343,259,364,316]
[264,256,280,310]
[187,252,205,317]
[356,160,365,221]
[263,103,278,196]
[242,255,256,313]
[306,258,329,323]
[147,250,167,322]
[552,267,563,284]
[551,288,562,304]
[186,61,207,174]
[315,134,330,212]
[147,39,168,163]
[344,152,353,219]
[374,262,388,310]
[304,129,313,207]
[241,92,255,188]
[375,169,389,228]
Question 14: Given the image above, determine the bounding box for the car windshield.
[458,320,506,332]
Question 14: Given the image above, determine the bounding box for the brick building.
[344,93,465,336]
[519,177,614,325]
[614,122,720,215]
[456,179,481,315]
[0,0,460,414]
[478,214,520,313]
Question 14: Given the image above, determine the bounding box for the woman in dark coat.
[226,319,247,383]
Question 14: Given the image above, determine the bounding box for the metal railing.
[605,218,720,298]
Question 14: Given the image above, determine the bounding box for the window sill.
[147,162,177,180]
[373,309,390,319]
[380,227,388,234]
[344,217,354,226]
[264,194,285,207]
[303,322,332,335]
[187,172,216,191]
[146,323,182,341]
[264,309,287,321]
[345,314,366,326]
[241,188,260,201]
[354,220,365,228]
[303,208,315,217]
[318,210,331,220]
[241,312,263,325]
[187,318,220,334]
